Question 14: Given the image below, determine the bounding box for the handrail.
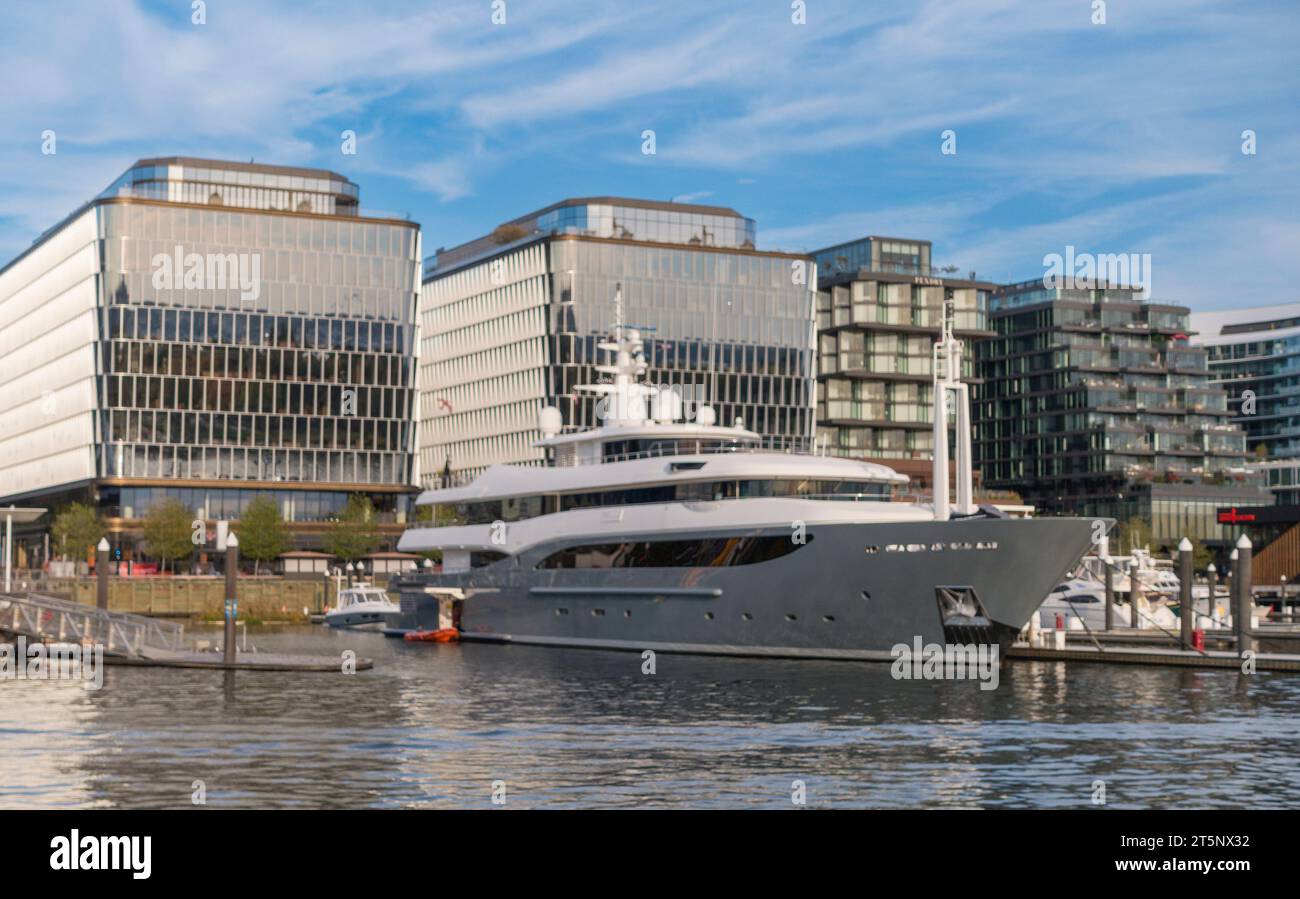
[0,592,186,655]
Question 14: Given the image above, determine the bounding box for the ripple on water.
[2,627,1299,808]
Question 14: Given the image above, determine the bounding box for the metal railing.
[0,593,186,657]
[579,436,818,466]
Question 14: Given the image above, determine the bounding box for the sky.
[0,0,1297,309]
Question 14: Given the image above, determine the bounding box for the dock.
[1008,638,1300,672]
[1,592,371,672]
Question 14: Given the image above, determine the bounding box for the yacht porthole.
[822,615,835,622]
[861,591,871,603]
[592,608,605,617]
[785,614,797,621]
[623,610,632,618]
[742,612,753,620]
[704,612,714,620]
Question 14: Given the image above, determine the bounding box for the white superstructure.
[399,288,957,567]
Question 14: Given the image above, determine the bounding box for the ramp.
[0,592,186,658]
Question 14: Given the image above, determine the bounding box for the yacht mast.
[932,299,975,520]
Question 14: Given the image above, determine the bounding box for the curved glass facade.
[96,200,421,488]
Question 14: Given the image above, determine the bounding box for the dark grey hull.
[391,517,1099,660]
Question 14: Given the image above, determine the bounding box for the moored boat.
[393,294,1103,660]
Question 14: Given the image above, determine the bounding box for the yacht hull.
[393,516,1098,660]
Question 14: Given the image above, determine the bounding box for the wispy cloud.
[0,0,1296,306]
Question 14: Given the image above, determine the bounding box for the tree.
[235,496,290,575]
[1189,537,1214,571]
[50,503,103,562]
[1117,516,1152,555]
[491,223,529,244]
[323,494,380,562]
[406,501,458,563]
[142,499,195,574]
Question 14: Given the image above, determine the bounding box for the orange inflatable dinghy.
[404,628,459,643]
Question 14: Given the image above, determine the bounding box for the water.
[3,625,1299,808]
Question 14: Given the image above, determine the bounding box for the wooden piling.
[1104,556,1115,632]
[1206,563,1217,625]
[1235,534,1254,655]
[1179,538,1194,649]
[224,534,239,666]
[1130,559,1143,629]
[96,538,109,611]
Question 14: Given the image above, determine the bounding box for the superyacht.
[394,296,1101,660]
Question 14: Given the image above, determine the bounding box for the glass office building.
[0,158,422,564]
[975,281,1264,548]
[1192,302,1300,459]
[419,197,814,480]
[812,235,993,474]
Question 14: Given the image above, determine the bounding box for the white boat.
[1037,575,1178,630]
[325,584,401,630]
[1075,549,1180,599]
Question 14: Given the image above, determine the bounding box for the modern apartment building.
[811,236,994,484]
[0,157,422,566]
[418,197,817,481]
[1191,302,1300,459]
[975,280,1265,546]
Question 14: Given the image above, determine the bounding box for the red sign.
[1217,508,1256,524]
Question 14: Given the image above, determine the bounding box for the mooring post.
[1226,549,1237,624]
[96,538,110,611]
[1178,538,1193,649]
[1104,555,1115,632]
[1205,564,1217,627]
[1130,558,1142,629]
[224,533,240,666]
[1234,534,1254,656]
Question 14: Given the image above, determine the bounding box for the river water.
[3,625,1299,808]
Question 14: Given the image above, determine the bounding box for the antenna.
[614,282,623,344]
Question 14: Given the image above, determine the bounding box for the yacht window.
[443,480,889,527]
[537,534,814,569]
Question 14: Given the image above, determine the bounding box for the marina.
[4,624,1300,810]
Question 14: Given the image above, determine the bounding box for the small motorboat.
[324,584,402,630]
[1037,575,1177,630]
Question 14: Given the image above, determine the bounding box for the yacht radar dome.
[538,405,562,437]
[653,387,683,423]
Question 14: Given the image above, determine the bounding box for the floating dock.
[1008,640,1300,671]
[1010,622,1300,672]
[107,649,372,671]
[1,592,371,673]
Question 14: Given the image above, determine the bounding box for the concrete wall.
[45,575,398,621]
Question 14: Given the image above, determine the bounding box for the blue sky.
[1,0,1296,308]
